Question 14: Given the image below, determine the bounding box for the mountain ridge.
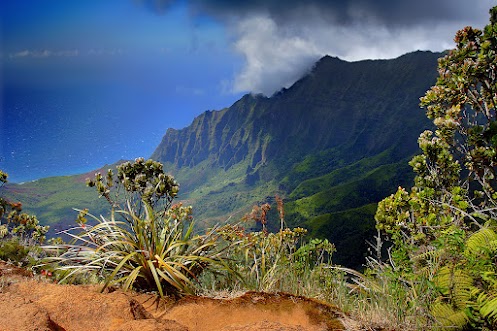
[148,50,440,266]
[152,50,438,185]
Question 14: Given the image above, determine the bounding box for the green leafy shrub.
[372,6,497,330]
[0,238,32,264]
[0,170,48,266]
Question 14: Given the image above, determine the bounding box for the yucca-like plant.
[45,203,229,296]
[43,158,231,297]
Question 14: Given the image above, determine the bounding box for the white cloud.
[11,50,31,58]
[57,50,80,57]
[142,0,497,96]
[229,13,487,96]
[232,15,321,95]
[87,48,123,56]
[7,48,128,59]
[9,49,79,59]
[218,78,234,95]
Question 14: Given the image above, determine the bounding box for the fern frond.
[465,228,497,257]
[477,290,497,324]
[413,248,443,278]
[431,301,468,329]
[434,266,474,309]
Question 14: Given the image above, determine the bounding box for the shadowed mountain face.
[153,52,437,183]
[149,51,440,267]
[5,51,440,268]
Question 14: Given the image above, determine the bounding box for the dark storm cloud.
[143,0,490,27]
[140,0,494,95]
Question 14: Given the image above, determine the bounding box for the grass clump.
[200,196,337,298]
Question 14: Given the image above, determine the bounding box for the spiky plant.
[43,158,231,297]
[45,204,229,296]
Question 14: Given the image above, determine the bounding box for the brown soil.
[0,261,359,331]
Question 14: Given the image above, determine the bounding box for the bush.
[0,170,48,267]
[372,6,497,329]
[207,197,335,297]
[0,238,32,264]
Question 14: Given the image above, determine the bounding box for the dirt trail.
[0,261,358,331]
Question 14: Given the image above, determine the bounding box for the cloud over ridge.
[144,0,494,95]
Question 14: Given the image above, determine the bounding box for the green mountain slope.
[3,165,115,237]
[148,51,440,267]
[4,51,440,267]
[153,52,438,176]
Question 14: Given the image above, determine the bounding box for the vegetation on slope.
[147,51,439,266]
[0,170,49,266]
[3,167,111,234]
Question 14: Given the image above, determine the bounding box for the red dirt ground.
[0,261,361,331]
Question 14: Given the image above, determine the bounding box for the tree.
[375,6,497,329]
[86,157,179,216]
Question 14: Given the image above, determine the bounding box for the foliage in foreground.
[370,6,497,330]
[206,197,336,296]
[44,158,231,297]
[8,8,497,331]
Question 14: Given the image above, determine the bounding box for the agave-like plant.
[45,203,229,296]
[43,158,232,297]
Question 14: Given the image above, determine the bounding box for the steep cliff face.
[149,51,440,267]
[152,51,438,185]
[151,96,264,170]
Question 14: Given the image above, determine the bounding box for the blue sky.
[0,0,495,182]
[1,0,245,182]
[1,0,242,113]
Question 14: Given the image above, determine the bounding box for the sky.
[0,0,495,182]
